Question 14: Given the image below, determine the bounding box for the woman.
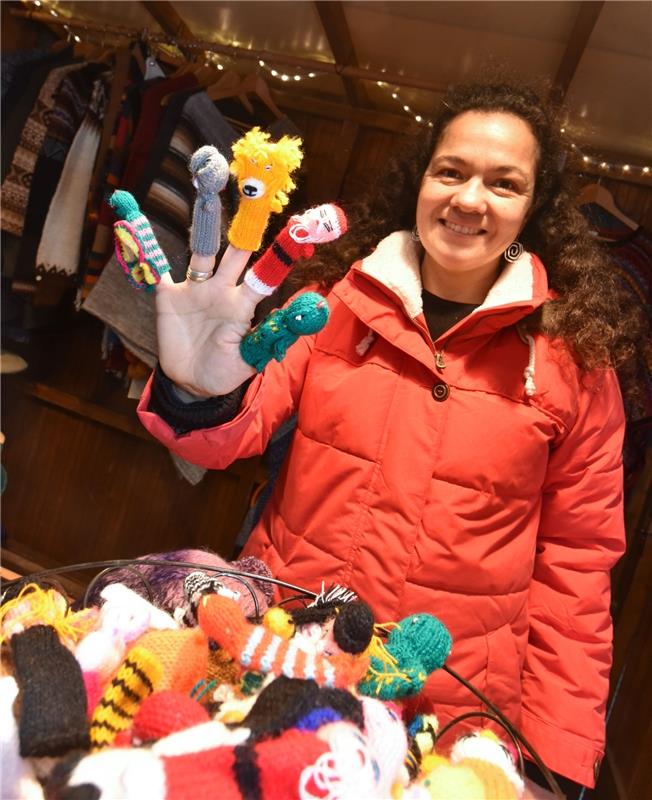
[138,81,643,791]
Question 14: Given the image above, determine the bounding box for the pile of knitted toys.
[0,548,527,799]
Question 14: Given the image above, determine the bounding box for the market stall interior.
[1,2,651,799]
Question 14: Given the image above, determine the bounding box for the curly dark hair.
[294,78,649,413]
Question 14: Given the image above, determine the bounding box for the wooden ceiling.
[14,0,652,173]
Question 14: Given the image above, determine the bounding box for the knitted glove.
[188,145,230,256]
[110,190,171,291]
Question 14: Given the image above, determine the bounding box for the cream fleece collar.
[358,230,537,320]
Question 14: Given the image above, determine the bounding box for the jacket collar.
[355,230,549,321]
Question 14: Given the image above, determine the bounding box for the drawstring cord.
[517,325,537,397]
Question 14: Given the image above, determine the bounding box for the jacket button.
[432,381,450,402]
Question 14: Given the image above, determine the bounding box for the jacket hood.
[355,230,550,325]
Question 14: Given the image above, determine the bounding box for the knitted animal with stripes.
[197,594,369,689]
[243,203,347,297]
[110,190,170,291]
[90,645,163,750]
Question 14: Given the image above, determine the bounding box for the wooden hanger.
[206,69,254,114]
[576,182,638,230]
[235,72,284,120]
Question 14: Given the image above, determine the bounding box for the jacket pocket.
[484,623,523,723]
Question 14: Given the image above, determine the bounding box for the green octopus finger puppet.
[358,612,452,700]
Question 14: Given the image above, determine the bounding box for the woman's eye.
[437,168,462,180]
[494,178,518,192]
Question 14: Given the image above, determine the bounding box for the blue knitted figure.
[240,292,330,372]
[358,613,452,700]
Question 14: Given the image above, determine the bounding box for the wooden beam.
[140,0,196,59]
[314,1,367,107]
[552,1,604,103]
[272,88,420,135]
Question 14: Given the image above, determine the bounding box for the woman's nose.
[451,179,487,213]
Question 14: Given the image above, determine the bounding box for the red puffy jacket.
[139,231,626,787]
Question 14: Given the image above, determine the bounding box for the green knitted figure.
[240,291,330,373]
[110,190,171,291]
[358,613,452,700]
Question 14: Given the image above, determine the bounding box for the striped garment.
[198,594,369,690]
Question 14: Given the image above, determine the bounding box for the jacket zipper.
[435,349,446,370]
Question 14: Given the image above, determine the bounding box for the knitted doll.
[109,190,171,290]
[228,127,303,252]
[188,145,230,258]
[239,291,330,372]
[358,612,452,700]
[196,594,369,689]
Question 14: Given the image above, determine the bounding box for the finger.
[216,245,252,286]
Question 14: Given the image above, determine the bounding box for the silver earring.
[411,225,420,242]
[504,241,523,262]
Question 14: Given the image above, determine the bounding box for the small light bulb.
[34,0,42,6]
[308,72,316,78]
[281,74,289,81]
[271,69,278,77]
[73,34,81,43]
[217,64,224,70]
[415,115,422,122]
[259,60,265,67]
[294,75,301,81]
[643,167,650,174]
[583,156,589,163]
[391,92,398,99]
[560,127,565,133]
[623,164,630,171]
[600,162,607,169]
[403,105,410,112]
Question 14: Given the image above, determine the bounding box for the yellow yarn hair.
[90,645,163,750]
[0,583,98,649]
[228,127,303,251]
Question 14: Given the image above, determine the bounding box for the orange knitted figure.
[197,594,369,689]
[136,628,209,694]
[227,127,303,252]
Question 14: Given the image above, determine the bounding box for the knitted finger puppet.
[240,291,329,373]
[90,644,163,750]
[0,676,44,800]
[243,203,347,296]
[228,127,303,252]
[84,548,273,621]
[188,145,230,257]
[197,594,369,689]
[240,675,364,742]
[449,730,524,799]
[52,727,331,800]
[109,189,171,290]
[0,582,98,650]
[358,613,452,700]
[10,624,90,757]
[360,696,410,797]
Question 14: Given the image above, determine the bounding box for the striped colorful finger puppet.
[228,127,303,252]
[197,593,369,690]
[243,203,347,296]
[109,190,171,291]
[240,291,330,373]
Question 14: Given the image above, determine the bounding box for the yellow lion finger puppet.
[228,127,303,252]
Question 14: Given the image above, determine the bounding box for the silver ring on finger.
[186,267,212,283]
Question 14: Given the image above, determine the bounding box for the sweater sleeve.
[520,369,626,788]
[137,331,316,469]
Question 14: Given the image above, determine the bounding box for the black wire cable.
[443,664,565,799]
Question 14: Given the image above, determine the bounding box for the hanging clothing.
[33,78,107,305]
[139,231,626,788]
[1,62,84,237]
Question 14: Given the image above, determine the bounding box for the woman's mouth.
[441,219,485,236]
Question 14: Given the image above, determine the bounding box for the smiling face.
[416,111,539,302]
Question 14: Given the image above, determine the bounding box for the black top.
[421,289,479,342]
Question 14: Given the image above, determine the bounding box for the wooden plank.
[552,1,605,103]
[140,0,196,59]
[273,88,420,135]
[314,1,367,107]
[28,382,154,443]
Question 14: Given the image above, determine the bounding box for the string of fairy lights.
[22,0,652,178]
